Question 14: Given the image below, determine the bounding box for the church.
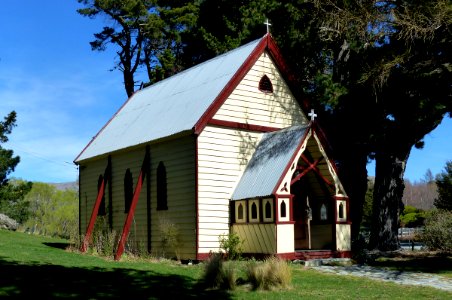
[74,34,351,261]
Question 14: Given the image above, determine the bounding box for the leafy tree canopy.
[434,160,452,211]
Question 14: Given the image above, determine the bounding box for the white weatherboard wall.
[197,51,308,255]
[214,51,308,127]
[336,224,351,251]
[197,126,262,253]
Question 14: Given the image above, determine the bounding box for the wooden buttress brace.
[114,146,150,260]
[80,156,112,253]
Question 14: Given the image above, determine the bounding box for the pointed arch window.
[157,161,168,210]
[338,202,344,219]
[124,169,133,213]
[280,200,286,218]
[259,75,273,93]
[251,202,258,219]
[320,203,328,221]
[238,203,244,220]
[97,175,106,216]
[265,201,272,219]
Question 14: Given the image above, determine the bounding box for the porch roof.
[231,124,310,200]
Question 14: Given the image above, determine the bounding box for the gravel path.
[310,264,452,292]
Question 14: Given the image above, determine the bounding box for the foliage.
[77,0,198,97]
[200,253,236,290]
[403,175,438,210]
[219,232,243,260]
[399,205,426,228]
[22,182,78,239]
[0,111,20,187]
[0,179,33,223]
[158,217,182,260]
[245,257,292,290]
[434,160,452,211]
[419,209,452,252]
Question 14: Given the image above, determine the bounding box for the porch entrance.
[292,179,333,250]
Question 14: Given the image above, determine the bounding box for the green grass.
[0,229,451,299]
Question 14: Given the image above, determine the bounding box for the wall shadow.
[0,257,231,299]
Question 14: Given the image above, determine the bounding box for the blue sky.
[0,1,451,183]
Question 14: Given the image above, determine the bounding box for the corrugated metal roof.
[231,125,310,200]
[75,38,263,162]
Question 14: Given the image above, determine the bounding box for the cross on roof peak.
[264,18,272,33]
[308,109,317,121]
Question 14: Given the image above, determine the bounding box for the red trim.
[272,128,311,195]
[208,119,279,133]
[80,159,111,252]
[115,149,150,260]
[81,178,106,252]
[290,157,323,185]
[300,155,334,187]
[197,252,211,261]
[278,221,296,225]
[333,195,349,200]
[194,36,269,134]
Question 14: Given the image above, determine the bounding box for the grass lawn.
[0,229,451,299]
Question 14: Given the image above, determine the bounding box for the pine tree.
[434,161,452,211]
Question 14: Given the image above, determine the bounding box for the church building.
[74,34,351,261]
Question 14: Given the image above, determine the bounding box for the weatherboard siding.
[148,136,196,259]
[213,51,308,127]
[79,136,196,259]
[197,126,262,254]
[232,224,276,254]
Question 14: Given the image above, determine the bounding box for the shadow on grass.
[0,257,231,299]
[368,253,452,275]
[43,242,71,250]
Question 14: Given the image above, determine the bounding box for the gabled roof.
[231,125,310,200]
[75,34,294,163]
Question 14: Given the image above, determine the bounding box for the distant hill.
[49,181,78,191]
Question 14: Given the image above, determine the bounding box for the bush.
[158,217,182,260]
[219,232,243,260]
[419,210,452,252]
[201,253,236,290]
[246,257,292,290]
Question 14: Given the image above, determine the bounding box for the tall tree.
[434,160,452,211]
[0,111,32,222]
[77,0,197,97]
[0,111,20,187]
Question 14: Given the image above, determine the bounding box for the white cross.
[308,109,317,121]
[264,19,272,33]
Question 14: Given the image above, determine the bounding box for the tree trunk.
[340,148,369,243]
[369,150,409,251]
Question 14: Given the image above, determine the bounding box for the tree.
[0,111,32,223]
[23,182,78,238]
[0,111,20,187]
[434,160,452,211]
[77,0,197,97]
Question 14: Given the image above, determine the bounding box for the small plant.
[246,257,292,290]
[419,209,452,252]
[219,232,243,260]
[158,217,182,260]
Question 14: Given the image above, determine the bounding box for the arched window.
[157,161,168,210]
[238,203,244,220]
[97,175,106,216]
[338,202,344,219]
[280,200,286,218]
[124,169,133,213]
[265,201,272,219]
[258,75,273,93]
[320,203,327,221]
[251,202,258,219]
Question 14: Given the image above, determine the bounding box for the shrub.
[246,257,292,290]
[219,232,243,260]
[419,210,452,252]
[201,253,236,290]
[158,217,182,260]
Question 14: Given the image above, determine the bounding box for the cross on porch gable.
[308,109,317,121]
